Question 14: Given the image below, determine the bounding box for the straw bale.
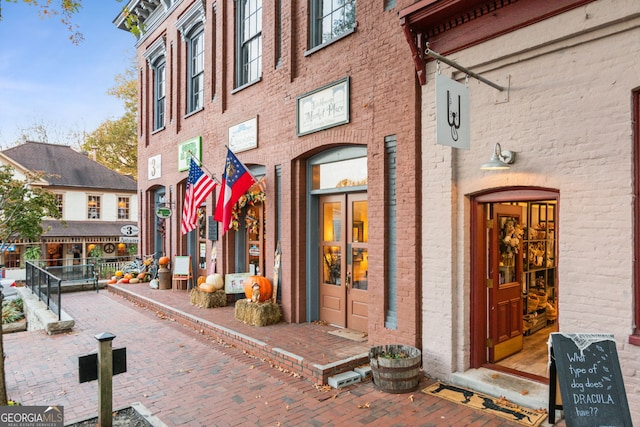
[190,288,227,308]
[234,298,281,326]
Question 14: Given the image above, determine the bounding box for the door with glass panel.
[319,193,368,331]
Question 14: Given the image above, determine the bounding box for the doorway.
[470,189,558,381]
[319,193,368,331]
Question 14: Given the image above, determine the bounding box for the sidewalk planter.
[369,344,422,393]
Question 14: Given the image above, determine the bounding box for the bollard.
[95,332,116,427]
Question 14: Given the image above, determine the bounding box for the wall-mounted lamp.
[480,143,516,170]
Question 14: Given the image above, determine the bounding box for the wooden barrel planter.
[369,344,422,394]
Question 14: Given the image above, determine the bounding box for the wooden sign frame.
[172,256,192,291]
[548,333,632,426]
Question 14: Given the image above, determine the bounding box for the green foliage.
[0,165,62,249]
[0,1,137,44]
[2,299,24,325]
[24,246,42,261]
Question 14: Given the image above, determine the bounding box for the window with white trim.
[88,195,101,220]
[187,25,204,113]
[310,0,356,49]
[236,0,262,87]
[153,58,166,130]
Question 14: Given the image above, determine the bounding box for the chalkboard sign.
[549,333,632,427]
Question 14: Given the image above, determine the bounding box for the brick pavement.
[4,289,532,426]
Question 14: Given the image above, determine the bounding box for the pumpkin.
[124,273,133,280]
[115,271,123,277]
[118,278,129,284]
[243,276,273,302]
[206,274,224,290]
[197,276,207,286]
[199,283,215,293]
[107,278,117,285]
[158,256,170,266]
[137,272,147,280]
[129,278,140,284]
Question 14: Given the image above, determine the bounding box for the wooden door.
[319,193,368,331]
[489,204,524,362]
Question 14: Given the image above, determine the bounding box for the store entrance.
[319,193,368,332]
[470,190,558,381]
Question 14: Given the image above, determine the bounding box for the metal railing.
[47,264,98,292]
[25,261,63,321]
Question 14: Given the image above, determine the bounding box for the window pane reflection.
[312,157,367,190]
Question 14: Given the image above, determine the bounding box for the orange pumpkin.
[158,256,170,266]
[243,276,273,302]
[118,278,129,284]
[107,278,117,284]
[199,283,215,293]
[197,276,207,286]
[137,272,147,280]
[124,273,133,280]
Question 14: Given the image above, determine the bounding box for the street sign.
[156,207,172,219]
[120,224,139,236]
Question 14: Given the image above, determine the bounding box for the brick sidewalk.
[4,290,528,426]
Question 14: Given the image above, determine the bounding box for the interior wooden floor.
[498,324,557,378]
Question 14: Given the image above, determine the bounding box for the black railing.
[46,264,98,290]
[25,261,63,321]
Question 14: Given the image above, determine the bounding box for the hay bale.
[234,298,281,326]
[190,288,227,308]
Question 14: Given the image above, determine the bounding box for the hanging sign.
[155,207,172,219]
[436,73,470,149]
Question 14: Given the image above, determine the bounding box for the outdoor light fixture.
[480,143,516,170]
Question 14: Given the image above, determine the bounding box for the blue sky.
[0,1,135,148]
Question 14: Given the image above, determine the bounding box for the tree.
[0,164,61,405]
[81,62,138,179]
[0,0,140,43]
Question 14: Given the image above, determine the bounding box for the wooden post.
[95,332,116,427]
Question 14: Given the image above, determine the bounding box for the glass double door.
[319,193,368,331]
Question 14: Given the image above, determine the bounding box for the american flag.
[181,159,217,234]
[214,148,256,235]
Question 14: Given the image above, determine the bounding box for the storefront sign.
[297,77,349,136]
[120,225,139,236]
[148,154,162,180]
[178,136,202,171]
[225,272,250,294]
[229,117,258,153]
[119,237,139,244]
[155,207,172,219]
[436,73,470,149]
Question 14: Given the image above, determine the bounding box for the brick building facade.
[401,0,639,421]
[117,0,422,348]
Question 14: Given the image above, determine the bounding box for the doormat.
[423,382,546,426]
[327,328,368,342]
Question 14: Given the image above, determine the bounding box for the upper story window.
[54,193,63,217]
[236,0,262,88]
[144,36,167,132]
[310,0,356,49]
[117,197,130,220]
[153,58,166,130]
[88,195,101,220]
[176,1,206,114]
[187,26,205,113]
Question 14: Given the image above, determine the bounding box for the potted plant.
[24,246,43,267]
[369,344,422,393]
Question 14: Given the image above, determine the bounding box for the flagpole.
[187,151,221,185]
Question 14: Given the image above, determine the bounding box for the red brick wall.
[135,0,421,348]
